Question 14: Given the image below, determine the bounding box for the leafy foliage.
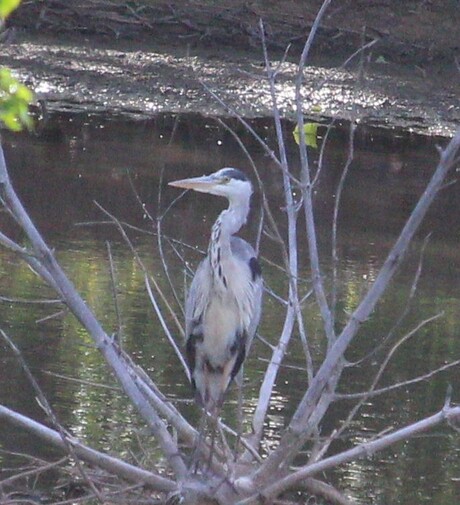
[0,0,20,20]
[0,68,33,131]
[0,0,33,132]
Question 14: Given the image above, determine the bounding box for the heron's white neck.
[209,195,250,285]
[218,197,250,237]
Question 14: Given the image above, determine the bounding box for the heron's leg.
[189,408,208,474]
[205,410,219,473]
[234,367,245,459]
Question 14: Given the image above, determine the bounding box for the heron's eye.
[221,176,231,184]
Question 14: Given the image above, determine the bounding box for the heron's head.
[169,168,253,203]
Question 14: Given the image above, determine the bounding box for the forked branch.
[254,404,460,503]
[253,129,460,485]
[0,144,187,480]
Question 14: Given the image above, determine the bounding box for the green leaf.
[0,0,21,19]
[0,67,34,131]
[293,122,320,149]
[15,84,33,101]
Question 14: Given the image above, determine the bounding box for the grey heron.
[169,168,263,414]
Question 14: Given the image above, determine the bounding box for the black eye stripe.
[221,168,248,182]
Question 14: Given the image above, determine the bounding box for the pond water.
[0,112,459,504]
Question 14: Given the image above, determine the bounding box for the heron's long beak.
[168,174,217,193]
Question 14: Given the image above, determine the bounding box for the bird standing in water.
[169,168,263,415]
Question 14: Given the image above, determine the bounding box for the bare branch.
[254,127,460,485]
[95,201,185,338]
[0,405,177,493]
[0,229,64,295]
[44,370,121,391]
[249,304,296,448]
[314,312,445,462]
[116,350,197,446]
[106,240,124,346]
[106,241,123,340]
[331,121,356,325]
[336,357,460,401]
[0,454,69,487]
[154,158,187,317]
[349,233,431,368]
[0,294,62,305]
[145,274,190,382]
[296,0,335,345]
[257,405,460,502]
[312,237,436,459]
[0,144,187,480]
[201,80,286,178]
[300,478,356,505]
[247,19,315,449]
[0,328,105,503]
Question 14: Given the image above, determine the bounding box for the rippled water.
[0,113,459,504]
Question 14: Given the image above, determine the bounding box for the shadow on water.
[0,112,459,504]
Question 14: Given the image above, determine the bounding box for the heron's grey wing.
[184,258,211,336]
[184,258,211,388]
[230,237,263,348]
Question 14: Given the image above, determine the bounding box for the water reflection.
[0,113,459,504]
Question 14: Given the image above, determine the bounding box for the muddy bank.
[1,1,459,137]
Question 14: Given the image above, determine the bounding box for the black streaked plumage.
[169,167,263,414]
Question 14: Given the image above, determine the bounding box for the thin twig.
[0,455,69,487]
[94,201,184,338]
[43,370,121,391]
[156,169,185,317]
[331,27,369,327]
[255,127,460,486]
[349,234,431,367]
[296,0,335,345]
[335,312,448,401]
[252,405,460,503]
[106,240,124,347]
[330,121,355,327]
[248,19,304,449]
[0,144,187,480]
[0,294,62,305]
[336,358,460,401]
[0,404,177,493]
[0,328,106,503]
[144,274,190,382]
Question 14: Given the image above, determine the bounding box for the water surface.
[0,113,459,504]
